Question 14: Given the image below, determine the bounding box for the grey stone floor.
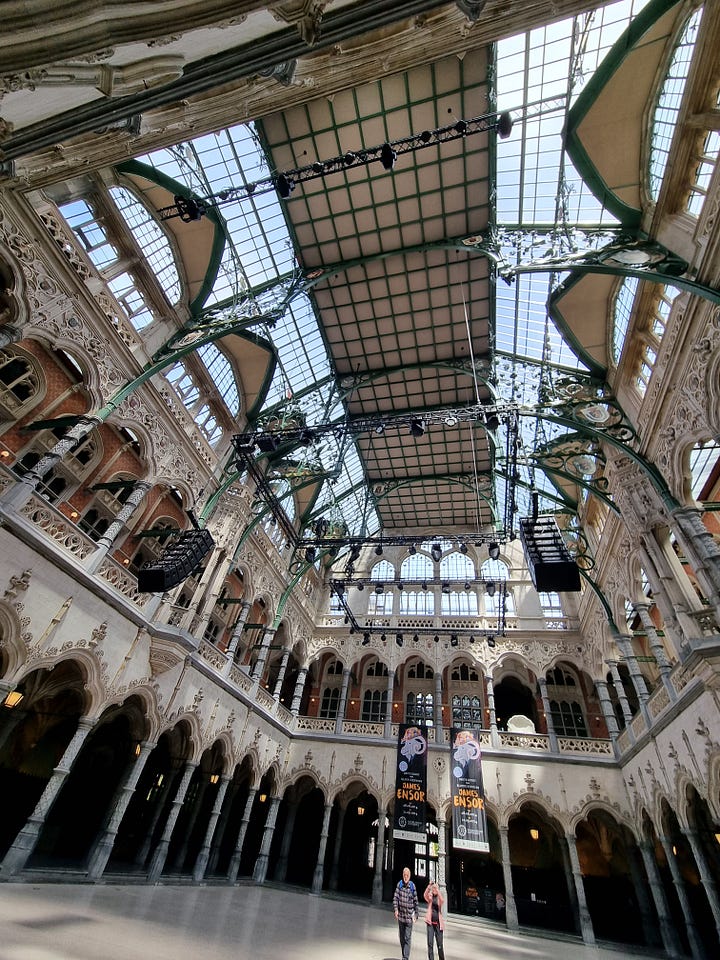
[0,882,663,960]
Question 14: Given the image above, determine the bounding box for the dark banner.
[450,728,489,852]
[393,723,428,842]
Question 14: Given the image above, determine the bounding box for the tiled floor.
[0,882,663,960]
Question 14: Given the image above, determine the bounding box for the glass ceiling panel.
[131,0,659,542]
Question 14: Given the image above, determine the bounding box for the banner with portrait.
[450,728,489,852]
[392,723,428,842]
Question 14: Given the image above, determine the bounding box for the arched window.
[406,692,433,726]
[109,186,182,303]
[319,687,340,719]
[612,276,639,365]
[649,8,703,199]
[400,553,433,581]
[440,551,475,580]
[128,518,180,574]
[370,559,395,581]
[547,667,576,687]
[197,342,240,416]
[0,349,42,419]
[366,660,389,678]
[407,662,433,680]
[326,659,343,676]
[451,663,480,682]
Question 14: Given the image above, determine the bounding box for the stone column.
[207,779,240,876]
[0,416,100,511]
[633,601,676,700]
[537,677,558,751]
[384,669,394,739]
[252,795,281,883]
[1,715,96,876]
[251,628,275,684]
[84,480,151,573]
[683,828,720,945]
[274,801,298,881]
[434,670,443,729]
[190,551,233,642]
[170,775,208,871]
[628,846,664,949]
[227,787,256,882]
[613,632,650,726]
[670,505,720,614]
[658,834,704,960]
[0,325,22,348]
[290,666,308,717]
[135,765,180,868]
[437,815,448,907]
[311,802,333,894]
[272,650,291,700]
[371,805,386,904]
[329,805,347,890]
[638,840,683,958]
[86,740,155,880]
[606,660,634,738]
[499,826,518,931]
[192,775,231,881]
[335,667,351,734]
[147,761,197,883]
[223,601,251,670]
[485,675,500,748]
[565,832,595,944]
[594,679,621,757]
[637,541,687,659]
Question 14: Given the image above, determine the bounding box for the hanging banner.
[450,728,489,852]
[393,724,428,842]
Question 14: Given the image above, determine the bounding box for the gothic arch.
[0,245,30,330]
[501,792,566,831]
[0,598,28,679]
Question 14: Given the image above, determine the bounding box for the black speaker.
[519,516,581,593]
[137,529,215,593]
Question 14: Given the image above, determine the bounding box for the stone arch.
[0,598,29,680]
[704,339,720,440]
[156,710,202,762]
[0,245,30,330]
[24,332,105,410]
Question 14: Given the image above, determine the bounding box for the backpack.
[397,880,416,895]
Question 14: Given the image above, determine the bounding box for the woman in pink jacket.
[423,880,445,960]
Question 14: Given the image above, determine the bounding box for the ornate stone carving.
[0,70,49,99]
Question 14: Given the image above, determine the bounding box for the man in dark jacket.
[393,866,419,960]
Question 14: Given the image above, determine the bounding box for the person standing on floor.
[423,880,445,960]
[393,866,419,960]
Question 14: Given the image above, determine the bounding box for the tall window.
[109,186,181,303]
[550,700,588,738]
[406,692,433,726]
[451,695,483,726]
[362,689,387,722]
[319,687,340,719]
[399,590,435,615]
[0,349,41,417]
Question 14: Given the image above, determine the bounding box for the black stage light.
[409,419,425,438]
[380,142,397,170]
[487,636,496,648]
[375,583,384,594]
[497,111,513,139]
[362,633,371,645]
[459,542,468,554]
[431,543,442,563]
[374,544,383,556]
[488,542,501,560]
[408,544,417,555]
[276,173,295,199]
[486,581,496,597]
[450,634,459,647]
[305,546,316,563]
[138,529,214,592]
[396,634,404,647]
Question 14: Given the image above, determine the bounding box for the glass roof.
[130,0,669,543]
